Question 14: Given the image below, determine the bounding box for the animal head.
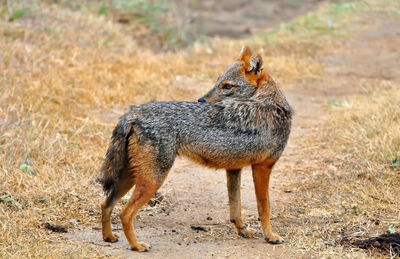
[198,45,268,103]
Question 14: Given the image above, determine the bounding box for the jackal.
[100,46,293,251]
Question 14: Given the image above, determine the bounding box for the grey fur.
[100,70,293,195]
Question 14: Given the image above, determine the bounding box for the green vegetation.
[9,8,26,21]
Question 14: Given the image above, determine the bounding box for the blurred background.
[2,0,330,50]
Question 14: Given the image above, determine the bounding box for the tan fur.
[179,145,271,169]
[102,133,170,251]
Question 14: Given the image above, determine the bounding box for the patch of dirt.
[324,14,400,83]
[68,162,297,258]
[67,13,400,259]
[173,0,331,38]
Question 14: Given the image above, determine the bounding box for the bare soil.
[172,0,331,38]
[67,8,400,259]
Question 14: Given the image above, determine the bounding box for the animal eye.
[222,83,235,90]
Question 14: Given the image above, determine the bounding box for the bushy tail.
[100,116,132,197]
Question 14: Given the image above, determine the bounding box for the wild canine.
[100,46,293,251]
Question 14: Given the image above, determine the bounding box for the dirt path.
[67,13,400,259]
[171,0,329,38]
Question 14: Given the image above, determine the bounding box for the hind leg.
[120,173,163,252]
[226,169,255,238]
[102,179,134,242]
[119,131,174,251]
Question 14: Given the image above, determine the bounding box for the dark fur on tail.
[100,115,132,196]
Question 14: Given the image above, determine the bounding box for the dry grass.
[1,0,399,257]
[0,1,318,257]
[277,81,400,258]
[261,1,400,258]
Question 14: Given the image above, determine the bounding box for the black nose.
[198,97,206,103]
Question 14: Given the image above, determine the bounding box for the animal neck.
[219,76,292,131]
[253,76,284,104]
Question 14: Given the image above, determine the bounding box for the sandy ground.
[66,9,400,259]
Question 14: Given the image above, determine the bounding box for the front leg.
[226,169,255,238]
[252,160,284,244]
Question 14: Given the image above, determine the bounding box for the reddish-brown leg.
[101,179,134,243]
[119,175,160,252]
[252,159,284,244]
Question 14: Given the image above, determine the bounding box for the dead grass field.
[1,0,399,258]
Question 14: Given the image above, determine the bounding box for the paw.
[238,227,255,238]
[265,234,284,244]
[103,233,119,243]
[131,242,152,252]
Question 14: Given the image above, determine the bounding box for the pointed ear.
[248,54,263,75]
[238,45,252,63]
[240,52,268,87]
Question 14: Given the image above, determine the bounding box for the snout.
[198,97,206,103]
